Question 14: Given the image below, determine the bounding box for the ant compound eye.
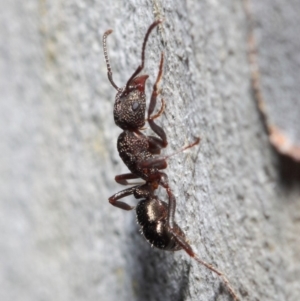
[132,101,139,111]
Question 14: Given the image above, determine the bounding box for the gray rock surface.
[1,1,299,301]
[253,0,300,145]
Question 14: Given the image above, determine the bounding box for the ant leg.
[147,135,167,154]
[146,171,177,229]
[169,230,239,301]
[148,98,165,121]
[109,185,140,211]
[139,137,200,169]
[147,52,168,148]
[115,173,143,185]
[140,135,200,229]
[139,157,167,170]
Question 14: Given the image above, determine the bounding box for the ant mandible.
[102,20,240,301]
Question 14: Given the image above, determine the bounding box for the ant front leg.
[147,52,168,149]
[109,173,144,210]
[140,137,201,168]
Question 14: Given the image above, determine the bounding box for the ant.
[103,20,183,221]
[102,21,240,301]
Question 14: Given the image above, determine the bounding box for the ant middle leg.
[148,98,165,121]
[139,137,200,169]
[138,137,200,228]
[115,173,144,185]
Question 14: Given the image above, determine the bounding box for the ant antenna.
[164,137,200,160]
[173,231,240,300]
[125,20,162,91]
[103,29,122,92]
[192,252,240,301]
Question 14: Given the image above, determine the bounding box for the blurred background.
[1,1,300,301]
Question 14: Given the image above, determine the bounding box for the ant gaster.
[103,21,240,301]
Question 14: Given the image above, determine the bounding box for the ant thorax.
[103,20,239,301]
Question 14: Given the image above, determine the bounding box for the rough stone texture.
[252,0,300,145]
[0,1,299,301]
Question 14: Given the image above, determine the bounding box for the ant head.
[113,75,149,130]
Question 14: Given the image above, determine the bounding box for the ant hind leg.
[109,185,140,211]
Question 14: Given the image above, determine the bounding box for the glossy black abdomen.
[136,196,184,251]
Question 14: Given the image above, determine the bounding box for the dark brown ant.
[103,20,175,209]
[102,21,240,301]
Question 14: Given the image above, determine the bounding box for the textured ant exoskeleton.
[103,20,176,207]
[103,20,166,134]
[102,21,240,301]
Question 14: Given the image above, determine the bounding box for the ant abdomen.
[136,197,184,251]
